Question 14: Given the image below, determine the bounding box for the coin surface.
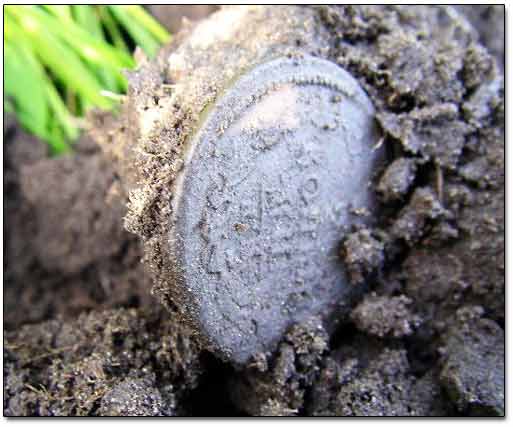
[170,56,382,363]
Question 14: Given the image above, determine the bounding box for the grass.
[4,5,170,154]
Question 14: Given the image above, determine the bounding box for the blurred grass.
[4,5,170,154]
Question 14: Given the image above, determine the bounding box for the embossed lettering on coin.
[170,56,382,363]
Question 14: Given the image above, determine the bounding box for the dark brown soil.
[456,5,505,68]
[148,5,218,33]
[3,119,154,330]
[4,5,504,417]
[4,306,204,416]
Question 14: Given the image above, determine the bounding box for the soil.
[456,5,505,68]
[4,5,504,417]
[147,5,218,34]
[3,118,154,330]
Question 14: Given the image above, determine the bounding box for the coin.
[169,56,382,364]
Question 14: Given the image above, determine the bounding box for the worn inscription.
[172,56,382,363]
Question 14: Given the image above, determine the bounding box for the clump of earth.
[4,5,504,416]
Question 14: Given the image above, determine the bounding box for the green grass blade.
[71,5,118,91]
[17,6,135,70]
[9,7,114,109]
[41,5,72,22]
[4,99,15,113]
[5,11,76,151]
[31,33,113,109]
[5,5,172,155]
[97,6,130,54]
[72,5,104,40]
[4,32,49,139]
[46,115,72,154]
[44,78,80,141]
[108,5,159,57]
[123,6,170,44]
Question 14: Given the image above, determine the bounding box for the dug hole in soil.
[4,5,505,416]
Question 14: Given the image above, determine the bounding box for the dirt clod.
[351,294,421,338]
[389,187,448,246]
[309,342,447,416]
[440,307,505,416]
[377,158,417,203]
[3,307,203,416]
[99,377,172,416]
[230,317,329,416]
[19,153,126,275]
[341,229,385,285]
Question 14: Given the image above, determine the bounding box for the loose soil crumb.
[229,317,329,416]
[3,307,203,416]
[351,293,421,338]
[99,377,172,416]
[377,157,417,203]
[388,187,449,246]
[308,337,448,416]
[439,306,505,416]
[342,228,385,285]
[456,5,504,68]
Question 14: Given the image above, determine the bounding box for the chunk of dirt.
[456,5,504,68]
[377,104,472,170]
[341,228,385,285]
[308,338,448,416]
[3,307,204,416]
[389,187,449,246]
[377,158,417,203]
[99,377,172,416]
[229,317,329,416]
[351,293,421,338]
[148,5,218,33]
[439,307,505,416]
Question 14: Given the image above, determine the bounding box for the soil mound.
[4,5,504,416]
